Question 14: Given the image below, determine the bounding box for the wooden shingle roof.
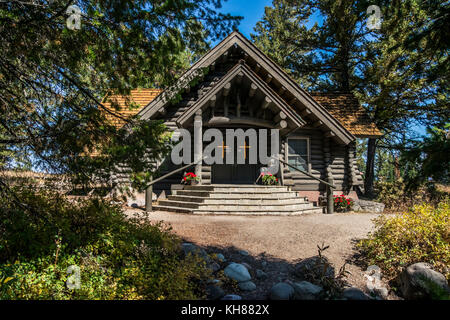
[103,89,381,138]
[102,88,162,128]
[310,93,382,138]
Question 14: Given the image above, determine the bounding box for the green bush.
[375,179,448,212]
[358,200,450,281]
[0,188,211,299]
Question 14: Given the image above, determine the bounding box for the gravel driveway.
[126,209,382,299]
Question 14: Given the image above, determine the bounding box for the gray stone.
[294,256,335,280]
[261,261,267,268]
[224,263,252,282]
[342,287,370,300]
[270,283,295,300]
[242,262,252,270]
[399,262,450,300]
[239,250,249,256]
[215,253,226,262]
[221,294,242,300]
[208,262,221,273]
[354,199,385,213]
[373,286,389,299]
[256,269,268,280]
[181,243,210,262]
[206,285,225,300]
[239,281,257,291]
[207,279,221,285]
[293,281,324,300]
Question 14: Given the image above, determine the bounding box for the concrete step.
[191,207,324,215]
[175,190,300,198]
[167,195,309,205]
[183,185,290,193]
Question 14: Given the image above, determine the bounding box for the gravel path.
[126,209,382,299]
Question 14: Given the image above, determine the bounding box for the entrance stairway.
[153,185,324,215]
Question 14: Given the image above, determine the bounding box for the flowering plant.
[182,172,199,184]
[333,194,354,212]
[260,172,278,185]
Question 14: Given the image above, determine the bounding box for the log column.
[347,141,357,190]
[323,137,334,214]
[194,109,203,184]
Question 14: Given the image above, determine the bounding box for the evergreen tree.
[0,1,241,189]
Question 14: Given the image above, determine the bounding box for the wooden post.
[326,185,334,214]
[145,176,153,212]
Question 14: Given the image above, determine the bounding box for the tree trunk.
[364,138,376,197]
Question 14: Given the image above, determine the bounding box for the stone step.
[175,190,300,198]
[183,185,289,193]
[191,207,324,215]
[167,195,309,204]
[197,203,314,211]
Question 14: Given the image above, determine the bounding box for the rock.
[239,250,249,256]
[373,286,389,299]
[270,283,295,300]
[215,253,226,262]
[206,285,225,300]
[256,269,268,280]
[208,262,221,273]
[207,279,221,285]
[342,287,371,300]
[242,262,252,270]
[221,294,242,300]
[294,256,335,280]
[239,281,257,291]
[224,263,252,282]
[354,199,385,213]
[292,281,324,300]
[181,243,210,262]
[399,263,450,300]
[261,261,267,268]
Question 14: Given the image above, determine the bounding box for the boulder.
[206,285,225,300]
[238,281,257,291]
[224,263,252,282]
[221,294,242,300]
[294,256,335,280]
[208,262,221,273]
[181,243,210,262]
[242,262,252,270]
[239,250,249,256]
[270,283,295,300]
[342,287,370,300]
[399,263,450,300]
[293,281,323,300]
[353,199,385,213]
[215,253,226,262]
[256,269,268,280]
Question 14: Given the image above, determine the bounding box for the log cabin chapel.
[104,31,382,215]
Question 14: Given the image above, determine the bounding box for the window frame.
[285,136,311,173]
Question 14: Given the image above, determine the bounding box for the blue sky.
[217,0,273,39]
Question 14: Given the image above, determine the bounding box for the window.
[287,138,309,172]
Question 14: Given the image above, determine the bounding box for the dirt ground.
[126,209,392,299]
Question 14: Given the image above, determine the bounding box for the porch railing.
[143,157,204,212]
[277,158,336,214]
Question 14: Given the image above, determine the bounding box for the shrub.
[333,194,353,212]
[375,179,448,212]
[358,200,450,281]
[0,188,211,299]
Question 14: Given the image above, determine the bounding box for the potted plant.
[260,172,278,185]
[333,194,354,212]
[182,172,199,185]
